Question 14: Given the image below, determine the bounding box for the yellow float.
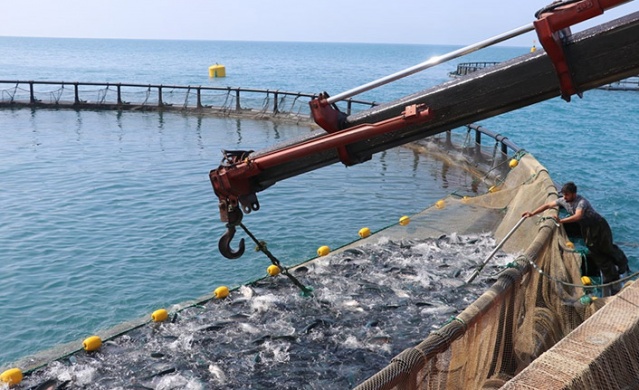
[267,264,281,276]
[358,227,371,238]
[317,245,330,256]
[83,335,102,352]
[208,64,226,78]
[151,309,169,322]
[0,368,23,386]
[214,286,229,299]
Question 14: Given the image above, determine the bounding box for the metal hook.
[219,225,245,259]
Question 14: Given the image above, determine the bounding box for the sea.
[1,36,638,380]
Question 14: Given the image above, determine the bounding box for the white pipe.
[465,216,527,284]
[326,23,535,104]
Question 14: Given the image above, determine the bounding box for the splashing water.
[18,233,514,389]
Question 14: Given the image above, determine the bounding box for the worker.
[522,182,629,295]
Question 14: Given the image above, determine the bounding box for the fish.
[31,379,57,390]
[17,232,497,389]
[368,335,392,344]
[230,297,250,306]
[208,364,227,382]
[141,364,177,380]
[343,248,367,257]
[250,334,297,345]
[301,318,334,334]
[229,313,251,321]
[194,321,234,332]
[130,384,154,390]
[365,319,380,328]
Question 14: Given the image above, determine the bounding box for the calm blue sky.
[1,0,637,46]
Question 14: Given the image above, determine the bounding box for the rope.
[258,92,271,114]
[224,94,236,114]
[538,216,559,227]
[462,127,472,150]
[479,157,510,189]
[164,88,176,107]
[1,83,18,103]
[142,87,151,106]
[97,86,109,104]
[221,89,233,113]
[287,93,301,114]
[576,248,591,275]
[275,94,286,114]
[49,85,64,104]
[183,87,191,108]
[512,149,527,161]
[238,223,313,296]
[490,140,499,168]
[519,253,638,291]
[477,148,527,187]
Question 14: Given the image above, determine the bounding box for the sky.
[0,0,638,46]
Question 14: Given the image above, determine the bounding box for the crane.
[209,0,639,259]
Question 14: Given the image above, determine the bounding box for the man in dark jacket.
[522,182,629,294]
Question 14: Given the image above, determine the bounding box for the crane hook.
[219,224,246,259]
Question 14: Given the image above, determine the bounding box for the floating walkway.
[597,76,639,91]
[448,62,500,78]
[0,80,377,118]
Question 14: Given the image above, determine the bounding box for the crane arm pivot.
[211,104,432,258]
[534,0,632,101]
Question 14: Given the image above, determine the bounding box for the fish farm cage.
[448,62,501,78]
[2,81,639,389]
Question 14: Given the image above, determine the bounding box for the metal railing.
[431,123,523,181]
[448,61,501,78]
[466,123,521,154]
[597,76,639,91]
[0,80,378,117]
[0,80,524,175]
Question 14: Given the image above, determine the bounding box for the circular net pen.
[4,124,638,390]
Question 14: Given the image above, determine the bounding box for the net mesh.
[354,146,639,389]
[4,124,638,388]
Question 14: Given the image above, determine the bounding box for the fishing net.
[354,141,639,389]
[5,125,639,389]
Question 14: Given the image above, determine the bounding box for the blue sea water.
[0,36,638,369]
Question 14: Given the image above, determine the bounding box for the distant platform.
[597,76,639,91]
[448,62,500,78]
[0,80,377,120]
